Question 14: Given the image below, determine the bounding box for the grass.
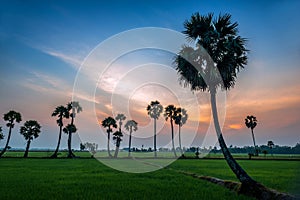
[0,157,299,199]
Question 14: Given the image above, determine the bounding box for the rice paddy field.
[0,152,299,199]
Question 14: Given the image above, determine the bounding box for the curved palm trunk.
[251,129,258,156]
[107,130,112,157]
[0,126,12,157]
[178,125,183,156]
[170,119,177,157]
[24,140,31,158]
[154,119,157,157]
[210,91,255,183]
[128,128,132,157]
[51,124,63,158]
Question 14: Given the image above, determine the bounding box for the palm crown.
[124,120,138,132]
[115,113,126,127]
[245,115,257,130]
[164,105,177,121]
[52,106,69,127]
[147,100,163,120]
[20,120,41,141]
[4,110,22,128]
[101,117,117,131]
[67,101,83,118]
[174,108,188,126]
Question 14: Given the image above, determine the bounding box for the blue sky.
[0,0,300,150]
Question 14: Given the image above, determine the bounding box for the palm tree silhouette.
[101,117,117,157]
[50,105,69,158]
[113,130,123,158]
[0,110,22,157]
[174,107,188,157]
[124,120,138,157]
[20,120,41,158]
[164,105,178,157]
[245,115,258,156]
[175,13,265,196]
[267,140,274,156]
[146,100,163,157]
[115,113,126,132]
[66,101,82,158]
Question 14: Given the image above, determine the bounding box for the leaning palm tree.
[113,130,123,158]
[124,120,138,157]
[0,127,4,141]
[20,120,41,158]
[101,117,117,157]
[50,105,69,158]
[175,13,271,198]
[245,115,258,156]
[146,100,163,157]
[164,105,178,157]
[174,108,188,157]
[66,101,82,158]
[0,110,22,157]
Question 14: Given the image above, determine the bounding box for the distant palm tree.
[124,120,138,157]
[174,108,188,157]
[267,140,274,156]
[101,117,117,157]
[245,115,258,156]
[0,110,22,157]
[20,120,41,158]
[0,127,4,141]
[164,105,178,157]
[115,113,126,132]
[66,101,82,158]
[175,13,265,196]
[50,105,69,158]
[146,100,163,157]
[113,130,123,158]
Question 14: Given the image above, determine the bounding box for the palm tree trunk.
[171,119,177,157]
[210,91,254,183]
[154,119,157,157]
[24,140,31,158]
[178,125,183,156]
[114,141,120,158]
[51,125,62,158]
[0,126,12,157]
[107,130,112,157]
[67,132,74,158]
[128,130,132,157]
[251,129,258,156]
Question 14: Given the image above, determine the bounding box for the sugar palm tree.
[0,110,22,157]
[20,120,41,158]
[115,113,126,132]
[175,13,268,197]
[164,105,178,157]
[245,115,258,156]
[124,120,138,157]
[50,105,69,158]
[267,140,274,156]
[113,130,123,158]
[66,101,82,158]
[0,127,4,141]
[146,100,163,157]
[174,108,188,157]
[101,117,117,157]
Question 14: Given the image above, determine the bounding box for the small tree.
[20,120,41,158]
[80,143,86,151]
[262,150,268,158]
[113,130,123,158]
[267,141,274,156]
[245,115,258,156]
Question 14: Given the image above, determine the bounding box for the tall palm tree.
[101,117,117,157]
[245,115,258,156]
[20,120,41,158]
[174,108,188,157]
[113,130,123,158]
[50,105,69,158]
[115,113,126,132]
[175,13,267,197]
[146,100,163,157]
[164,105,178,157]
[124,120,138,157]
[63,124,77,157]
[267,140,274,156]
[0,110,22,157]
[66,101,82,158]
[0,127,4,141]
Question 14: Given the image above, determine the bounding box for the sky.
[0,0,299,150]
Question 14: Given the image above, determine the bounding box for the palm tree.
[0,110,22,157]
[0,127,4,141]
[115,113,126,132]
[174,108,188,157]
[113,130,123,158]
[124,120,138,157]
[50,105,69,158]
[146,100,163,157]
[20,120,41,158]
[101,117,117,157]
[175,13,267,197]
[164,105,178,157]
[66,101,82,158]
[245,115,258,156]
[267,140,274,156]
